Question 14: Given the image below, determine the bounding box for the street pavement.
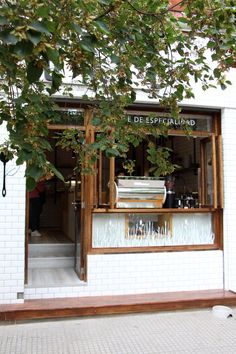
[1,308,236,353]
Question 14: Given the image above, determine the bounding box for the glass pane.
[113,136,201,210]
[126,114,212,132]
[205,141,213,205]
[54,109,84,126]
[98,153,110,206]
[92,212,215,248]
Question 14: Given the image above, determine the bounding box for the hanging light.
[0,152,9,197]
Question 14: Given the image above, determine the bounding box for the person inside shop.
[29,179,46,237]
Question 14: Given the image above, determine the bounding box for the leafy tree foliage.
[0,0,235,188]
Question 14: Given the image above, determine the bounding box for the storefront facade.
[0,74,236,304]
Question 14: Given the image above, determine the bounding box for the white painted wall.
[24,251,223,299]
[0,124,26,304]
[221,108,236,291]
[56,67,236,110]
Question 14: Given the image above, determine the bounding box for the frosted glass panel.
[92,213,214,248]
[92,214,126,248]
[172,213,214,245]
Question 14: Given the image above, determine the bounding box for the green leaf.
[0,16,8,25]
[225,57,234,66]
[176,84,184,99]
[26,165,44,180]
[16,150,33,165]
[71,23,82,34]
[29,21,50,35]
[0,30,17,44]
[48,163,64,181]
[94,20,110,35]
[98,0,112,4]
[27,30,42,46]
[80,39,95,53]
[37,138,52,151]
[36,6,49,18]
[207,41,215,49]
[106,148,119,157]
[26,177,37,191]
[46,47,60,66]
[45,20,56,33]
[213,68,221,79]
[13,40,34,56]
[220,83,227,90]
[27,62,43,83]
[110,54,120,64]
[91,117,101,126]
[130,90,136,102]
[178,17,188,23]
[0,112,11,121]
[220,43,231,50]
[51,71,62,91]
[211,53,218,61]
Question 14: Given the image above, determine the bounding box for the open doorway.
[26,129,83,287]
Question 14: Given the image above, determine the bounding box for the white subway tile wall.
[23,251,223,299]
[0,124,26,303]
[222,108,236,292]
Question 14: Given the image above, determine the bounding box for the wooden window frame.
[89,114,223,254]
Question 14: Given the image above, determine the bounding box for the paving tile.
[1,308,236,353]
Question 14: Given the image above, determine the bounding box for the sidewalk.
[1,308,236,353]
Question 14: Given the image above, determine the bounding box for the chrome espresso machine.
[114,176,166,208]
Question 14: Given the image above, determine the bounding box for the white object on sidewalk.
[212,305,233,319]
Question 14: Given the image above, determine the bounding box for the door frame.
[24,108,93,284]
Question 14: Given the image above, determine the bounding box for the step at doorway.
[27,229,82,287]
[29,228,73,244]
[26,267,84,287]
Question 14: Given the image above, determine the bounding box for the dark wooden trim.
[217,135,224,208]
[53,98,220,116]
[79,174,85,280]
[89,244,219,254]
[94,127,212,137]
[48,125,85,131]
[92,207,215,213]
[200,137,206,206]
[125,107,217,116]
[1,290,236,321]
[211,134,217,209]
[81,109,95,281]
[98,150,102,206]
[214,208,223,250]
[167,129,211,137]
[212,112,221,135]
[109,157,115,209]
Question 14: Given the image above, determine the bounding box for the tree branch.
[124,1,161,17]
[93,4,116,21]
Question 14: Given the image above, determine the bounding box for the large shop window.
[91,113,223,253]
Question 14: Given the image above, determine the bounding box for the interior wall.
[40,130,77,240]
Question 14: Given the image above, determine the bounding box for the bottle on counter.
[163,175,175,208]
